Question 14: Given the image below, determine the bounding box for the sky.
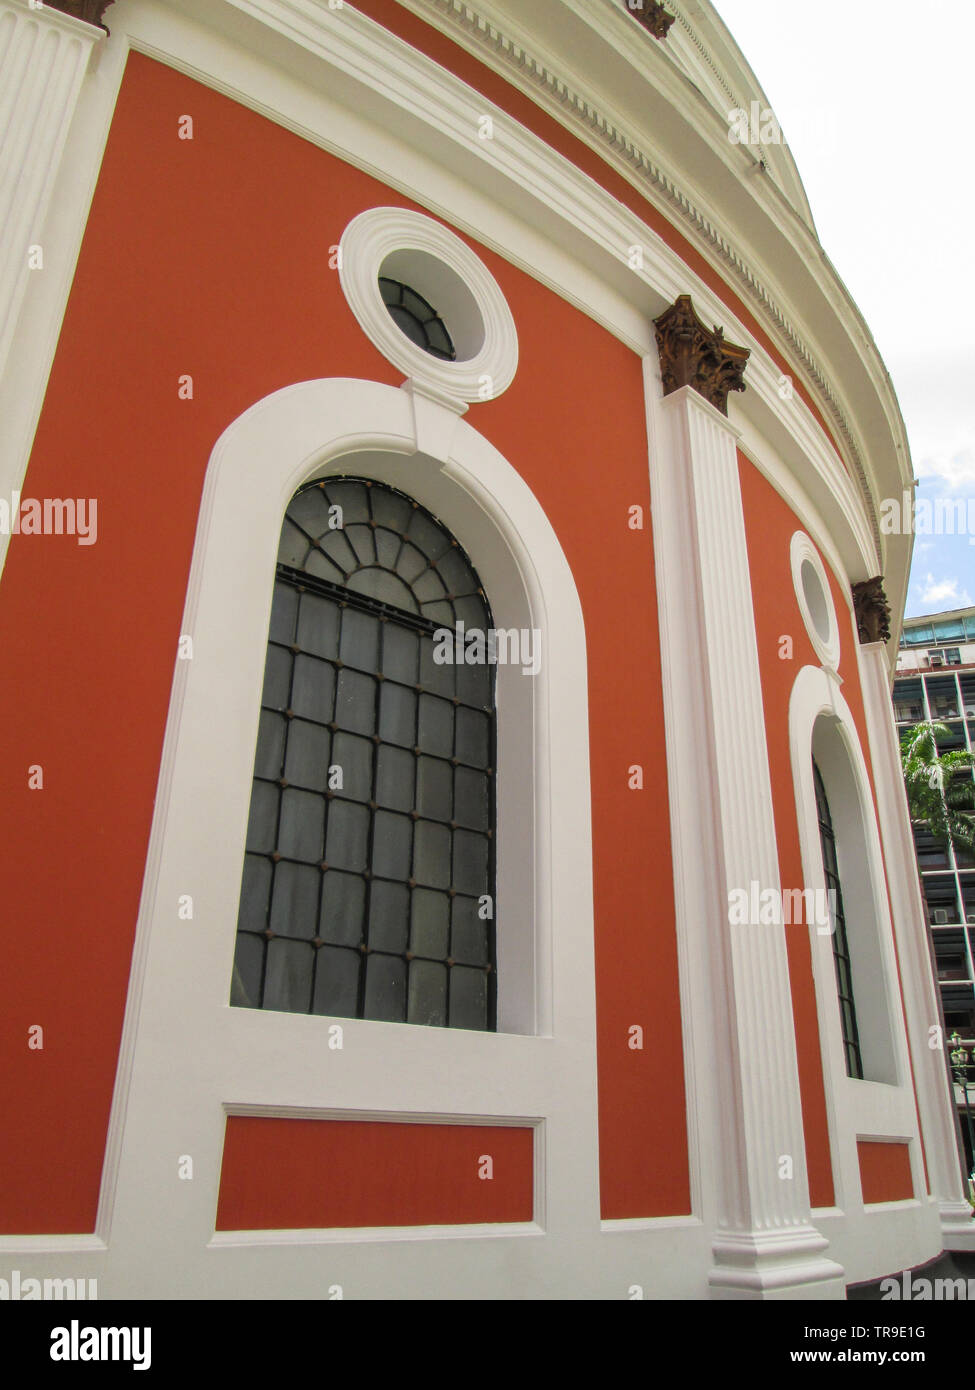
[713,0,975,617]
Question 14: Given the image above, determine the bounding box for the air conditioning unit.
[929,652,944,667]
[967,912,975,924]
[933,909,950,924]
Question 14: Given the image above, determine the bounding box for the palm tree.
[900,721,975,853]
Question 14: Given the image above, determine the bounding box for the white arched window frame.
[94,379,600,1291]
[789,662,924,1212]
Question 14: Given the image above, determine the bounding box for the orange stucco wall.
[0,52,687,1232]
[857,1141,915,1205]
[215,1118,534,1229]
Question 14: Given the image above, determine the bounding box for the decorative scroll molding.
[43,1,113,32]
[414,0,885,561]
[654,294,749,416]
[852,577,891,645]
[622,0,676,40]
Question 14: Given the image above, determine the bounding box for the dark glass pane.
[231,933,264,1008]
[416,756,452,821]
[296,592,339,659]
[287,487,331,540]
[453,594,489,631]
[438,546,476,595]
[419,636,454,697]
[412,568,447,605]
[278,788,325,863]
[379,683,416,747]
[414,819,451,888]
[375,744,415,812]
[374,527,402,569]
[381,628,417,686]
[454,767,489,830]
[261,645,292,710]
[372,810,412,881]
[388,302,427,349]
[368,880,410,954]
[325,799,370,871]
[345,524,375,567]
[453,830,489,896]
[408,960,447,1027]
[335,669,376,736]
[254,710,287,779]
[312,945,360,1017]
[238,854,272,935]
[418,694,454,758]
[320,871,365,947]
[345,569,419,611]
[245,781,279,853]
[303,549,346,586]
[291,655,335,724]
[324,480,371,525]
[269,582,297,643]
[278,518,311,568]
[315,527,358,575]
[284,719,331,791]
[455,707,489,766]
[263,938,314,1012]
[456,657,491,707]
[420,600,453,625]
[331,731,373,802]
[370,486,412,532]
[395,541,427,585]
[269,862,320,940]
[451,895,489,965]
[411,889,449,959]
[364,954,407,1022]
[449,966,487,1030]
[407,510,451,561]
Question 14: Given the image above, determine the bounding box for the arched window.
[231,476,496,1031]
[813,758,864,1080]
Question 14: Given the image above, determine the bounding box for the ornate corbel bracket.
[852,577,892,644]
[42,2,113,33]
[622,1,676,40]
[654,294,750,416]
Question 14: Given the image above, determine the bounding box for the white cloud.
[916,447,975,490]
[916,572,972,608]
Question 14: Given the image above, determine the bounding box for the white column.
[651,379,845,1297]
[0,0,102,378]
[857,640,975,1250]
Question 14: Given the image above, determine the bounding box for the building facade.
[1,0,971,1298]
[895,607,975,1182]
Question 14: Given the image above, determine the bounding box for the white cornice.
[393,0,911,571]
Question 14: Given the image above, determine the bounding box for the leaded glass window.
[813,759,864,1079]
[379,277,456,361]
[231,477,496,1030]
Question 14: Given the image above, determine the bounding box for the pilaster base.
[709,1227,846,1300]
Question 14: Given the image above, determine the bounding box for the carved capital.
[654,295,750,416]
[852,577,891,644]
[622,0,676,40]
[42,1,113,32]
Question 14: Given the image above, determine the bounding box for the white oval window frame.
[338,207,518,406]
[791,530,841,671]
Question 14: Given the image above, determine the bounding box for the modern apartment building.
[894,608,975,1179]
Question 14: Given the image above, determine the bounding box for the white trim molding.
[338,206,518,408]
[0,0,102,378]
[855,640,975,1252]
[77,376,608,1298]
[788,662,940,1281]
[651,380,843,1299]
[791,530,840,674]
